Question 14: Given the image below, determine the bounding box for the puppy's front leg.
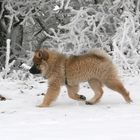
[38,82,60,107]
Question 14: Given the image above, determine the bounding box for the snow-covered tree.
[0,0,140,77]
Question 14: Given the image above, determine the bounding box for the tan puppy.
[29,48,132,107]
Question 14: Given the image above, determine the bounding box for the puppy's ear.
[42,49,49,61]
[36,51,42,59]
[35,50,42,59]
[35,49,49,61]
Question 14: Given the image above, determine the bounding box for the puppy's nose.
[29,65,41,74]
[29,68,32,73]
[29,67,33,74]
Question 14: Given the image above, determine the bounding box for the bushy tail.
[89,48,111,61]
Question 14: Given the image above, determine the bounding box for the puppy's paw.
[80,95,86,101]
[37,104,49,108]
[126,97,133,104]
[85,101,93,105]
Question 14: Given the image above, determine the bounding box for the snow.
[0,76,140,140]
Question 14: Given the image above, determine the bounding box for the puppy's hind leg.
[105,78,132,103]
[86,79,103,105]
[66,85,86,101]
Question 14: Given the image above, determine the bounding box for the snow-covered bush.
[0,0,140,78]
[34,0,140,76]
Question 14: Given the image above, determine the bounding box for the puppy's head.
[29,49,49,75]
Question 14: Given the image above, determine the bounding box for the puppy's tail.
[89,48,111,61]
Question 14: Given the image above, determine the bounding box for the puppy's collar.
[64,59,68,85]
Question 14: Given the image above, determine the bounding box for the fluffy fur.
[29,48,132,107]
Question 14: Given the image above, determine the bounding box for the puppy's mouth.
[29,64,41,74]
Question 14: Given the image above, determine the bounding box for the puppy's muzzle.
[29,64,41,74]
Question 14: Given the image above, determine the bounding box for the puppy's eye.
[36,64,40,67]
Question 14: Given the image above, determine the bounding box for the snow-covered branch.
[4,15,14,78]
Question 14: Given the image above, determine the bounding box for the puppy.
[29,48,132,107]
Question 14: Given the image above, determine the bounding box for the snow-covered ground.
[0,76,140,140]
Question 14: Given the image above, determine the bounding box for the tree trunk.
[11,24,23,55]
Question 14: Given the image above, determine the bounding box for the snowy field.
[0,76,140,140]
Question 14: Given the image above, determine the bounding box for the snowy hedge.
[0,0,140,78]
